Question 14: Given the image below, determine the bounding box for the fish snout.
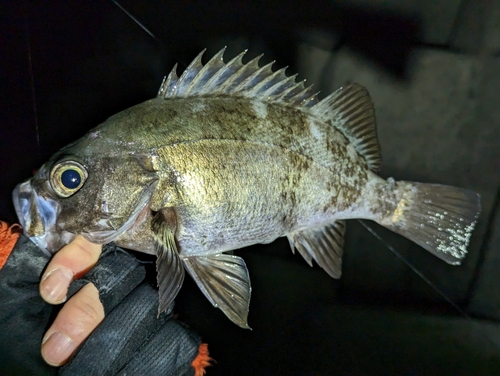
[12,180,66,254]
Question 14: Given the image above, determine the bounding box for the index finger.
[40,235,102,304]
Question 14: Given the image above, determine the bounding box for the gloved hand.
[0,222,211,375]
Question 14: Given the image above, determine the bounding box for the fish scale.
[13,48,481,329]
[154,139,342,257]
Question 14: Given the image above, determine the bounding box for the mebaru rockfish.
[13,48,481,328]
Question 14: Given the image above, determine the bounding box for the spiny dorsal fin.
[157,48,319,108]
[157,49,381,170]
[312,84,381,171]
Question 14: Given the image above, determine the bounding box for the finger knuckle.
[73,240,98,264]
[71,289,103,325]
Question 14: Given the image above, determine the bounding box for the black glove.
[0,231,209,375]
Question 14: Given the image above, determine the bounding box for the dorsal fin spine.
[186,47,227,95]
[224,54,263,93]
[255,66,288,94]
[264,81,291,98]
[270,74,300,100]
[201,50,247,95]
[157,75,168,97]
[282,81,306,100]
[160,63,179,98]
[233,60,275,93]
[245,63,285,96]
[213,54,256,94]
[288,83,313,103]
[174,49,205,96]
[302,92,320,108]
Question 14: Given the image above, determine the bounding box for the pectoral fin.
[183,254,252,329]
[288,221,345,279]
[151,208,184,315]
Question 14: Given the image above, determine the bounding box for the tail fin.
[383,182,481,265]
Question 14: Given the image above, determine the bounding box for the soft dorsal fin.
[158,48,381,171]
[312,84,381,171]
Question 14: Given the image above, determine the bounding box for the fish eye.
[61,169,81,188]
[50,160,88,198]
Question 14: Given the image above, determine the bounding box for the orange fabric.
[0,221,22,269]
[191,343,213,376]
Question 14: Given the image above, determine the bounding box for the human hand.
[0,227,209,375]
[39,235,104,366]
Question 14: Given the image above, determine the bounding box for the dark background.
[1,0,500,374]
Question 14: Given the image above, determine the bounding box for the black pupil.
[61,169,81,189]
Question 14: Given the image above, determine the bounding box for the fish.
[12,48,481,328]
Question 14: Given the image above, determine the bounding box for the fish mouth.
[12,180,73,255]
[12,178,158,254]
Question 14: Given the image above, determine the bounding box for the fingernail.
[41,331,77,366]
[41,268,73,303]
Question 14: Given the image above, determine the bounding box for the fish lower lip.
[29,235,50,255]
[12,184,28,229]
[12,186,21,222]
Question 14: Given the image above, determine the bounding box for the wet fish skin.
[12,49,481,328]
[111,96,370,253]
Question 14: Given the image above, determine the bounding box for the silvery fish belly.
[12,48,481,328]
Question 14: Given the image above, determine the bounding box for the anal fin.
[151,208,184,315]
[183,254,252,329]
[288,221,345,279]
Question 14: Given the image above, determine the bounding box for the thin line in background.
[24,9,41,162]
[359,219,500,349]
[111,0,159,42]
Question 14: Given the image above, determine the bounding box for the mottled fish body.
[13,49,481,328]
